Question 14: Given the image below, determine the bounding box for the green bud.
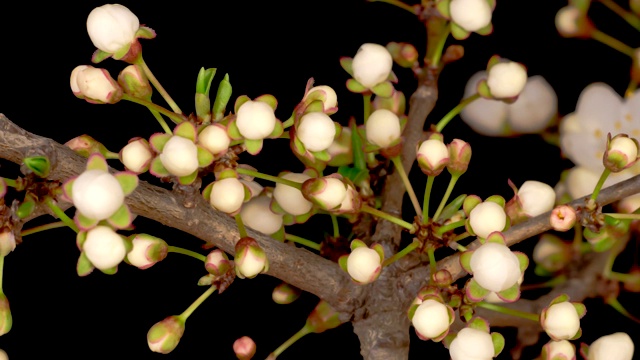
[147,316,185,354]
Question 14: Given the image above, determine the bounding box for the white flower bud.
[449,327,495,360]
[127,234,167,269]
[0,349,7,360]
[240,195,283,235]
[235,237,268,279]
[542,301,580,340]
[70,65,88,96]
[508,76,558,133]
[306,85,338,110]
[72,169,125,220]
[307,177,347,210]
[412,299,450,339]
[544,340,575,360]
[588,332,634,360]
[273,173,313,215]
[198,124,230,155]
[487,62,528,98]
[75,66,120,103]
[470,242,521,292]
[159,136,199,177]
[0,231,15,258]
[449,0,492,32]
[556,6,580,36]
[366,109,401,148]
[468,202,506,238]
[518,180,556,217]
[236,100,276,140]
[346,247,381,283]
[233,336,256,360]
[83,226,126,270]
[121,139,152,173]
[209,178,245,213]
[352,43,393,88]
[297,112,336,152]
[609,136,638,165]
[86,4,140,53]
[417,139,450,175]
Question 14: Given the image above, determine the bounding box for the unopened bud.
[127,234,168,269]
[0,293,11,336]
[305,300,342,334]
[550,205,577,232]
[118,64,152,99]
[147,316,185,354]
[272,282,301,304]
[417,136,450,176]
[386,42,418,68]
[205,249,233,276]
[302,175,347,211]
[234,237,269,279]
[233,336,256,360]
[447,139,471,176]
[604,133,639,172]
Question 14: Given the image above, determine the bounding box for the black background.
[0,0,638,359]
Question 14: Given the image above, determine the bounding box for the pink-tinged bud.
[272,282,301,304]
[432,269,453,287]
[345,243,383,284]
[0,293,11,336]
[234,237,269,279]
[366,109,402,149]
[555,6,594,38]
[127,234,168,269]
[305,300,342,334]
[540,340,576,360]
[550,205,577,232]
[205,249,233,277]
[118,64,152,99]
[411,298,454,341]
[386,42,418,68]
[147,316,185,354]
[233,336,256,360]
[417,136,450,176]
[71,65,122,104]
[304,85,338,113]
[372,90,406,115]
[302,175,347,211]
[447,139,471,176]
[604,133,640,172]
[65,134,111,158]
[0,230,16,257]
[336,183,362,214]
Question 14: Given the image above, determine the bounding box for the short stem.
[382,241,420,267]
[235,214,248,238]
[236,168,302,189]
[167,246,206,262]
[104,151,120,160]
[284,233,321,251]
[45,198,78,233]
[270,324,313,358]
[602,246,619,278]
[427,246,437,279]
[598,0,640,31]
[520,275,568,291]
[21,221,67,237]
[391,156,422,218]
[366,0,416,14]
[453,232,471,243]
[148,108,173,134]
[476,302,540,322]
[121,94,185,125]
[433,174,460,221]
[608,271,637,283]
[435,220,466,235]
[282,113,295,129]
[435,93,480,133]
[455,244,468,252]
[330,214,340,238]
[591,29,636,57]
[422,175,435,223]
[429,26,450,68]
[2,178,17,189]
[363,93,372,123]
[178,285,218,321]
[572,223,583,253]
[591,168,612,201]
[361,204,415,231]
[603,212,640,220]
[135,56,183,114]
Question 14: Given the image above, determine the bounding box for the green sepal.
[310,150,331,162]
[270,225,286,242]
[477,79,492,99]
[346,79,368,93]
[491,332,505,357]
[149,157,170,178]
[269,120,284,138]
[485,195,505,207]
[202,182,214,202]
[255,94,278,110]
[371,243,385,262]
[464,219,476,237]
[136,26,156,39]
[465,279,489,302]
[112,43,132,60]
[573,302,587,318]
[514,251,529,273]
[435,0,451,18]
[24,156,50,178]
[178,170,198,185]
[227,119,243,140]
[100,266,118,275]
[338,254,349,273]
[437,194,467,222]
[339,57,353,76]
[486,232,506,245]
[77,252,95,277]
[212,73,232,120]
[462,195,482,216]
[459,250,473,273]
[76,231,87,249]
[234,95,251,114]
[91,49,111,64]
[149,133,171,153]
[217,168,238,180]
[292,136,306,156]
[303,100,325,115]
[407,303,419,321]
[115,172,139,195]
[570,328,582,340]
[579,343,589,358]
[371,81,394,98]
[16,194,36,219]
[450,22,470,40]
[338,166,369,186]
[350,239,367,250]
[476,23,493,36]
[107,204,133,230]
[549,293,570,305]
[197,145,214,168]
[443,332,456,349]
[196,67,217,95]
[487,55,501,70]
[468,317,490,333]
[496,282,520,302]
[245,139,264,155]
[174,122,197,142]
[75,211,99,231]
[86,154,108,172]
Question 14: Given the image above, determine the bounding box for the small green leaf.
[24,156,50,177]
[149,133,172,152]
[339,57,354,76]
[136,26,156,39]
[491,332,505,356]
[212,73,232,120]
[178,171,198,185]
[86,154,108,172]
[195,93,211,122]
[174,122,197,142]
[486,232,506,244]
[197,146,214,168]
[437,194,467,222]
[107,204,133,230]
[346,79,368,93]
[245,139,264,155]
[77,252,95,276]
[196,67,217,95]
[115,172,139,195]
[255,94,278,110]
[227,119,243,140]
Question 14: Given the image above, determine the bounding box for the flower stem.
[427,246,437,279]
[476,302,540,322]
[148,107,173,134]
[429,26,450,68]
[270,324,313,358]
[590,168,611,201]
[455,243,468,252]
[391,156,422,218]
[361,204,416,231]
[285,233,321,251]
[608,271,637,282]
[598,0,640,31]
[0,255,4,290]
[382,241,420,267]
[422,175,434,223]
[435,93,480,133]
[453,232,471,244]
[236,168,302,189]
[1,178,17,189]
[330,214,340,238]
[167,246,206,262]
[21,221,67,237]
[433,174,460,221]
[104,151,120,160]
[121,94,186,125]
[435,219,466,235]
[520,275,568,291]
[363,93,372,122]
[45,198,78,233]
[235,214,248,238]
[366,0,416,14]
[603,212,640,220]
[178,285,218,321]
[591,29,636,57]
[135,56,183,114]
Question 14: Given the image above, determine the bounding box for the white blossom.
[273,173,313,215]
[83,226,126,270]
[449,327,495,360]
[297,112,336,152]
[209,178,245,213]
[449,0,492,32]
[198,124,230,154]
[468,202,506,238]
[517,180,556,217]
[352,43,393,88]
[412,300,450,339]
[588,332,634,360]
[72,169,124,220]
[121,139,152,173]
[346,247,381,283]
[470,242,521,292]
[366,109,401,148]
[542,301,580,340]
[86,4,140,53]
[236,100,276,140]
[159,136,199,177]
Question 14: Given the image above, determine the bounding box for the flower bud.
[159,136,199,177]
[449,327,495,360]
[305,300,342,333]
[470,242,522,292]
[540,340,575,360]
[336,183,362,214]
[366,109,401,148]
[506,180,556,225]
[240,195,283,235]
[0,230,16,257]
[72,66,122,104]
[541,301,582,340]
[233,336,256,360]
[386,42,418,68]
[449,0,492,32]
[302,176,347,211]
[0,349,7,360]
[346,246,382,284]
[120,138,153,173]
[468,201,507,238]
[533,234,571,274]
[417,138,450,176]
[83,226,127,271]
[198,124,231,155]
[587,332,634,360]
[127,234,168,269]
[209,178,246,214]
[447,139,471,175]
[352,43,393,88]
[272,282,301,304]
[147,316,185,354]
[236,100,277,140]
[205,249,233,277]
[305,85,338,112]
[118,65,151,99]
[65,135,111,158]
[487,61,528,99]
[411,299,453,341]
[0,293,12,336]
[555,6,593,38]
[235,237,268,279]
[72,169,125,221]
[297,112,337,152]
[604,134,639,172]
[273,173,313,216]
[550,205,577,232]
[87,4,140,53]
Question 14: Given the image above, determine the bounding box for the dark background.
[0,0,638,359]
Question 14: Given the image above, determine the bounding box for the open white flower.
[487,61,528,99]
[542,301,580,340]
[240,195,283,235]
[588,332,634,360]
[273,173,313,215]
[449,327,495,360]
[470,242,521,292]
[352,43,393,88]
[72,169,125,220]
[412,299,451,339]
[87,4,140,53]
[83,226,126,270]
[297,112,336,152]
[235,100,277,140]
[468,202,506,238]
[209,178,245,214]
[517,180,556,217]
[347,247,381,283]
[159,136,199,177]
[449,0,492,32]
[366,109,401,148]
[121,139,152,173]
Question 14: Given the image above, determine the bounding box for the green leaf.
[115,172,139,195]
[437,194,467,222]
[212,73,232,120]
[77,252,95,276]
[86,154,108,172]
[174,122,197,142]
[196,67,217,95]
[491,332,505,356]
[107,204,133,230]
[195,93,211,122]
[24,156,50,177]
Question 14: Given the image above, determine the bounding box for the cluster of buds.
[417,135,472,177]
